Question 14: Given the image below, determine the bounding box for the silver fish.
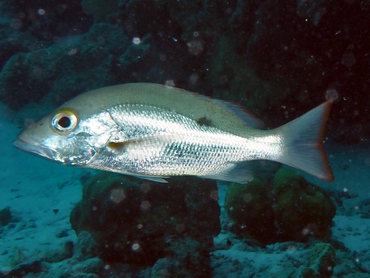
[14,83,334,183]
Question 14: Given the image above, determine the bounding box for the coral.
[309,243,336,277]
[0,207,12,226]
[224,177,276,244]
[273,168,336,241]
[224,168,335,244]
[73,231,100,262]
[151,237,212,278]
[70,172,220,273]
[0,22,135,110]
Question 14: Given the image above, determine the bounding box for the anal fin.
[198,161,254,184]
[126,173,168,183]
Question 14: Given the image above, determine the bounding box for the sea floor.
[1,102,370,277]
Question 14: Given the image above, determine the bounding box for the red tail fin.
[275,101,334,182]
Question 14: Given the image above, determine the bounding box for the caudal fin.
[276,101,334,182]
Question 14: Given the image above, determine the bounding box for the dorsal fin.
[61,83,264,138]
[212,99,264,129]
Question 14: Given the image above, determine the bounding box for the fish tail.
[276,100,334,181]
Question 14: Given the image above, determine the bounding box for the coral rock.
[273,168,336,241]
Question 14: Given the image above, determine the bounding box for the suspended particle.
[11,18,23,30]
[110,188,126,203]
[140,200,151,211]
[187,40,203,55]
[38,9,46,15]
[189,73,199,85]
[68,49,78,56]
[165,80,175,87]
[132,242,140,251]
[325,89,339,101]
[140,183,151,193]
[242,193,252,203]
[210,190,219,201]
[132,37,141,45]
[159,54,166,61]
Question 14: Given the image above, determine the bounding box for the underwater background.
[1,0,370,277]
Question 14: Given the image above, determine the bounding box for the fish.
[13,83,334,183]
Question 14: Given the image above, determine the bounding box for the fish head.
[14,107,114,166]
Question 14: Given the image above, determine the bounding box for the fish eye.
[51,109,78,133]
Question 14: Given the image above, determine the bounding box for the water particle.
[38,9,46,16]
[343,188,348,192]
[165,80,175,87]
[11,18,23,30]
[110,188,126,203]
[132,37,141,45]
[189,73,199,85]
[286,245,296,253]
[132,242,140,251]
[140,200,151,211]
[68,49,78,56]
[242,193,252,203]
[325,89,339,101]
[159,54,166,61]
[140,183,151,193]
[210,190,219,201]
[187,40,204,55]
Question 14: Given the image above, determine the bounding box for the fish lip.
[13,138,58,161]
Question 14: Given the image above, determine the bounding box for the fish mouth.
[13,138,59,162]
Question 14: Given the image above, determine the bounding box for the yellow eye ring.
[51,109,78,133]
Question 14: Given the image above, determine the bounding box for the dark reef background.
[0,0,369,143]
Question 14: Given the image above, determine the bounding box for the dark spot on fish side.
[108,142,124,149]
[108,141,131,150]
[197,116,212,126]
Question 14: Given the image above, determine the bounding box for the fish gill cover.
[0,0,370,277]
